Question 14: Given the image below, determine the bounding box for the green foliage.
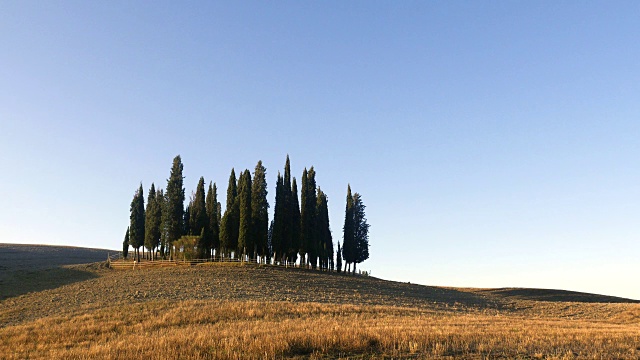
[183,203,191,235]
[316,188,333,270]
[129,184,145,260]
[290,177,301,263]
[191,177,209,258]
[206,182,220,258]
[144,183,162,257]
[157,189,169,257]
[352,192,370,265]
[237,169,252,259]
[220,168,239,258]
[251,161,269,261]
[271,173,285,263]
[336,242,342,273]
[281,157,293,263]
[271,156,305,265]
[301,167,318,268]
[341,186,369,272]
[122,227,129,259]
[172,235,200,261]
[342,185,355,270]
[165,155,185,253]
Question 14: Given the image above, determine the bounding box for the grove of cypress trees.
[129,184,145,262]
[206,182,219,259]
[342,184,355,273]
[237,169,252,260]
[251,161,269,262]
[165,155,185,259]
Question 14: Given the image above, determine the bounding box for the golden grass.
[2,300,639,359]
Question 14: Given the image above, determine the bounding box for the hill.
[1,245,639,359]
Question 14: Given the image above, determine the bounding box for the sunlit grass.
[1,300,639,359]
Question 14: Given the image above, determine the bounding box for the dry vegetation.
[1,245,639,359]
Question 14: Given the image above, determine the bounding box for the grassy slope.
[0,245,639,359]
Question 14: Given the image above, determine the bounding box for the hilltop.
[1,244,639,359]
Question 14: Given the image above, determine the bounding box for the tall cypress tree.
[220,168,239,258]
[352,192,370,272]
[267,219,274,263]
[336,242,342,273]
[316,188,332,270]
[144,183,161,260]
[237,169,252,260]
[183,203,191,235]
[291,177,302,265]
[271,173,284,263]
[206,182,220,259]
[123,227,130,259]
[281,156,293,264]
[342,184,355,272]
[165,155,185,259]
[301,167,318,268]
[191,177,209,258]
[158,189,168,258]
[129,184,145,262]
[251,161,269,262]
[299,169,308,266]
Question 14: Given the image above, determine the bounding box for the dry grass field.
[1,244,639,359]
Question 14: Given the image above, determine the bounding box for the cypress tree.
[158,189,168,258]
[271,173,284,263]
[191,177,209,258]
[123,227,130,259]
[251,161,269,262]
[301,167,318,268]
[316,188,332,270]
[299,169,308,266]
[291,178,302,265]
[129,184,145,262]
[183,203,191,235]
[220,168,239,259]
[144,183,161,260]
[237,170,252,260]
[165,155,185,259]
[267,219,274,263]
[336,242,342,273]
[281,157,293,265]
[352,192,370,272]
[342,184,355,272]
[206,182,220,259]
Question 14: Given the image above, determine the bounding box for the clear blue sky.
[1,1,638,300]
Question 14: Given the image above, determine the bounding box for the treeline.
[124,155,370,273]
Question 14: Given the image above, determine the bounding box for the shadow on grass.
[476,288,640,303]
[0,267,99,300]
